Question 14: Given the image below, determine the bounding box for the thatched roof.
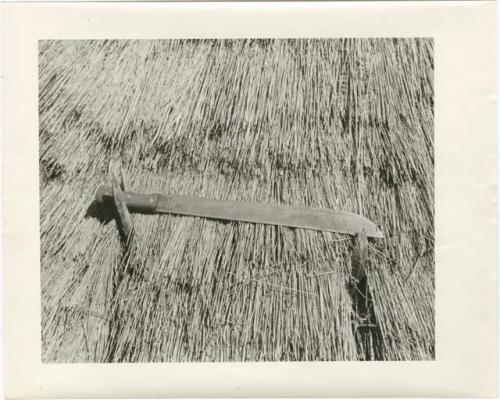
[39,38,434,362]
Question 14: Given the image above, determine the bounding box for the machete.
[95,184,383,239]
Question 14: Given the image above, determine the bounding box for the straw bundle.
[39,39,434,362]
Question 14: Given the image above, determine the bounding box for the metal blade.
[155,194,383,238]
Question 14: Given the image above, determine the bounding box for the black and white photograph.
[39,38,434,363]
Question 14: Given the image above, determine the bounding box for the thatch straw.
[39,38,434,362]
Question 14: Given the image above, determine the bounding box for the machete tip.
[371,228,384,239]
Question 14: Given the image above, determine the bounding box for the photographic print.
[39,38,434,363]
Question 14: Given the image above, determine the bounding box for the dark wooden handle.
[95,184,159,213]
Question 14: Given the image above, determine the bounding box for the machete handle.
[95,184,159,213]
